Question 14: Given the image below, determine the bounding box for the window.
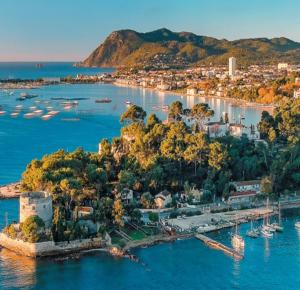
[43,205,46,209]
[32,206,35,210]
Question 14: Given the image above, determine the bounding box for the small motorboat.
[95,98,112,103]
[0,110,6,115]
[262,224,276,233]
[232,234,245,248]
[10,112,19,118]
[41,114,53,120]
[261,228,273,238]
[270,223,283,232]
[295,222,300,229]
[24,113,35,118]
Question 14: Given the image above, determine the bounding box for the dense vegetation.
[81,28,300,68]
[227,74,300,104]
[20,99,300,240]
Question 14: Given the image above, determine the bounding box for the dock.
[195,234,244,260]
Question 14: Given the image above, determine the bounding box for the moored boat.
[232,234,245,248]
[24,113,35,118]
[10,112,19,118]
[41,114,53,120]
[295,222,300,229]
[246,220,259,238]
[261,228,273,238]
[95,98,112,103]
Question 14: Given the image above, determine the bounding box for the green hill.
[80,28,300,68]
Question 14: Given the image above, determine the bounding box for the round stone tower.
[20,191,53,227]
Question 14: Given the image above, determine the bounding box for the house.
[121,188,134,205]
[204,121,228,138]
[231,180,261,193]
[154,190,172,209]
[228,180,261,204]
[229,123,259,140]
[73,206,94,219]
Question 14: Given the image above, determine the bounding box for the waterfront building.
[186,87,198,95]
[229,57,236,77]
[20,192,53,227]
[228,180,261,205]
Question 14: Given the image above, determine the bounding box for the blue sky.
[0,0,299,61]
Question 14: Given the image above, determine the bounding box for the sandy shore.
[0,182,21,199]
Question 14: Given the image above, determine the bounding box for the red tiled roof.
[231,191,257,197]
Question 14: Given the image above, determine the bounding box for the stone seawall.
[0,233,106,257]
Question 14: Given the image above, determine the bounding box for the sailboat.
[270,202,284,232]
[262,197,276,233]
[232,220,245,248]
[261,215,273,238]
[246,220,260,238]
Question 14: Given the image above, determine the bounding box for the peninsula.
[0,99,299,257]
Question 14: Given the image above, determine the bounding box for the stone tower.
[20,192,53,227]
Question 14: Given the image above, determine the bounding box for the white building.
[229,57,237,77]
[278,63,288,70]
[228,180,261,204]
[186,88,198,95]
[204,122,228,138]
[293,89,300,99]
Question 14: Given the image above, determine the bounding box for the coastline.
[113,82,275,110]
[0,182,21,199]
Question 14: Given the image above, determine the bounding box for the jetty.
[195,234,244,260]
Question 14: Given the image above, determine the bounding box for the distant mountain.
[80,28,300,68]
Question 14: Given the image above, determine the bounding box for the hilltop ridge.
[80,28,300,68]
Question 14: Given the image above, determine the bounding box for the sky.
[0,0,300,61]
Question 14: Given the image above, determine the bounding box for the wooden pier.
[195,234,244,260]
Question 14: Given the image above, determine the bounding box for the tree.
[146,113,160,130]
[257,111,275,140]
[168,101,183,121]
[261,176,273,195]
[131,209,142,224]
[183,132,209,175]
[21,215,45,243]
[148,212,159,223]
[99,139,112,157]
[140,192,153,209]
[112,198,124,227]
[192,103,214,131]
[208,142,228,171]
[120,105,146,123]
[268,128,277,143]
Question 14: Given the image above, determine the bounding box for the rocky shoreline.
[0,182,21,199]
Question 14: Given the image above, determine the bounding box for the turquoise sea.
[0,63,295,290]
[0,63,266,185]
